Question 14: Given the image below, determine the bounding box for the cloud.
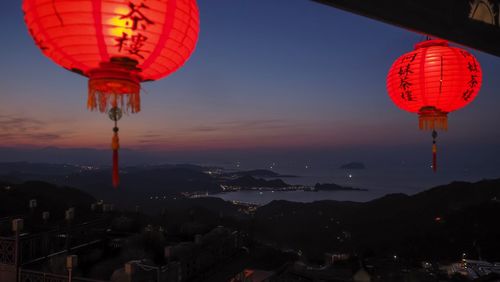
[128,118,311,149]
[135,131,171,145]
[140,133,163,138]
[0,114,73,143]
[137,138,171,144]
[0,114,43,132]
[190,126,219,132]
[189,119,296,133]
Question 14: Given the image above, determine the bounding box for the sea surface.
[209,166,500,205]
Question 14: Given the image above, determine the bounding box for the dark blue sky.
[1,0,500,170]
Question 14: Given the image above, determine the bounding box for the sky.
[1,0,500,170]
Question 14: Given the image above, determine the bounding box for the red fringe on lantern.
[87,83,141,113]
[87,58,142,114]
[418,107,448,131]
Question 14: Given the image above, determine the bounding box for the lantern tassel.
[432,130,438,173]
[112,127,120,188]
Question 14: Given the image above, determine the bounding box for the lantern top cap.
[414,39,449,50]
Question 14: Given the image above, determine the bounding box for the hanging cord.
[432,130,438,172]
[109,107,123,188]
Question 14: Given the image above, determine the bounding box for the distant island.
[339,162,366,170]
[314,182,368,191]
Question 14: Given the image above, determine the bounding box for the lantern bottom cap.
[418,106,448,131]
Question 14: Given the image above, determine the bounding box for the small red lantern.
[23,0,200,187]
[387,39,482,171]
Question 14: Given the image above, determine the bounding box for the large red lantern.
[387,39,482,171]
[23,0,200,187]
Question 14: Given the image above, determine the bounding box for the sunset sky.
[1,0,500,168]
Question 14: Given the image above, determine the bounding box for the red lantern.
[23,0,200,187]
[387,39,482,171]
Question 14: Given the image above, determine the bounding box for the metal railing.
[0,237,16,265]
[0,218,108,266]
[18,218,108,265]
